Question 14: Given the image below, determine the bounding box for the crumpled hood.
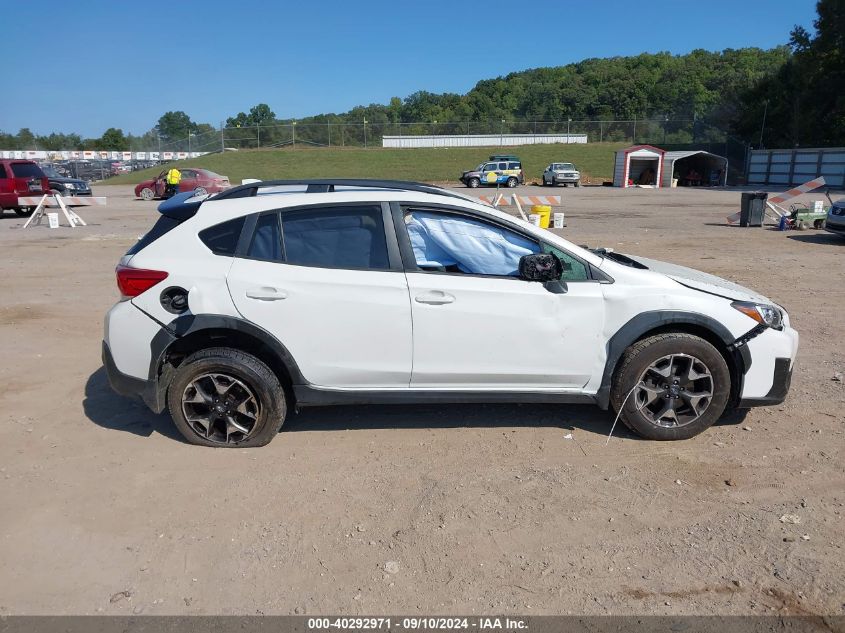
[629,255,773,304]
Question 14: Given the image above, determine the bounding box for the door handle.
[245,287,288,301]
[415,290,455,305]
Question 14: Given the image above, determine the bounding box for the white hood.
[629,256,773,304]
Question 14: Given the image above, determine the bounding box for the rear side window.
[248,213,282,261]
[11,162,44,178]
[281,205,389,270]
[199,216,245,256]
[508,162,521,170]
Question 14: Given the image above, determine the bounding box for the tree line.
[1,0,840,152]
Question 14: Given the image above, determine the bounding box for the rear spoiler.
[157,191,205,220]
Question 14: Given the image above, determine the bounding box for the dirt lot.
[0,184,843,616]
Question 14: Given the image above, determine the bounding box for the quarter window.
[405,210,539,277]
[281,205,389,270]
[199,216,245,256]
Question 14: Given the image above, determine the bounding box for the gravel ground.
[0,183,843,616]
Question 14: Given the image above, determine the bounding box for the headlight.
[731,301,783,329]
[64,182,76,189]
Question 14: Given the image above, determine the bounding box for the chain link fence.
[134,118,736,153]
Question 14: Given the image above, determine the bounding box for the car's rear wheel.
[139,187,155,201]
[14,207,34,217]
[167,347,287,448]
[467,177,480,188]
[611,333,730,440]
[506,177,518,188]
[814,219,826,229]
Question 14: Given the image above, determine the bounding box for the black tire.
[610,333,730,440]
[814,219,825,229]
[506,177,518,188]
[467,177,480,189]
[14,207,34,217]
[575,181,581,187]
[167,347,287,448]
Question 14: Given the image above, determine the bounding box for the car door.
[178,169,197,192]
[154,171,167,197]
[226,202,413,389]
[397,206,606,390]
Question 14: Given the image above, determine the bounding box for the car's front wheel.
[610,333,730,440]
[167,347,287,447]
[467,177,480,188]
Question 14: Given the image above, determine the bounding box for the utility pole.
[220,122,225,153]
[758,100,769,149]
[567,118,572,143]
[363,119,367,148]
[292,121,297,149]
[257,124,260,148]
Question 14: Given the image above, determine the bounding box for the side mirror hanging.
[518,252,563,282]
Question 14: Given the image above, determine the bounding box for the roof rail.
[210,179,470,202]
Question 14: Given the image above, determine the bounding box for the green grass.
[99,143,626,187]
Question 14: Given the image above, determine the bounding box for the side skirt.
[293,385,597,407]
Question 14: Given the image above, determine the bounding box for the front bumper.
[737,324,798,407]
[825,218,845,236]
[738,357,793,407]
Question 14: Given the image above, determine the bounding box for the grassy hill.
[99,143,626,187]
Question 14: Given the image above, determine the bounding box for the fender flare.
[596,310,751,410]
[144,313,307,412]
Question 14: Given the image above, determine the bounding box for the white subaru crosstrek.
[103,180,798,448]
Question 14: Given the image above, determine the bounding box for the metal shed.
[662,150,728,187]
[613,145,665,187]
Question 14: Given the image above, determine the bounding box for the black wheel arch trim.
[596,310,752,410]
[145,314,308,412]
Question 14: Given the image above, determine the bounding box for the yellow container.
[531,205,552,228]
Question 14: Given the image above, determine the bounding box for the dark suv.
[41,164,92,196]
[0,160,50,216]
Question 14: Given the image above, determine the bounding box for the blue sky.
[1,0,818,137]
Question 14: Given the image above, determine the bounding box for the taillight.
[116,265,168,298]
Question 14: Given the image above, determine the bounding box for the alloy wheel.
[181,372,260,444]
[634,354,714,428]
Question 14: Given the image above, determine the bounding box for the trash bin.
[740,192,767,227]
[531,205,551,228]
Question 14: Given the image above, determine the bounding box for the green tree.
[99,127,128,150]
[155,111,196,144]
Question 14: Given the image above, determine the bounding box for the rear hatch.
[10,161,49,197]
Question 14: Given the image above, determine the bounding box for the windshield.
[552,163,575,171]
[42,166,61,178]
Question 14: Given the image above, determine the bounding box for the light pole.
[363,119,367,148]
[663,115,669,145]
[500,119,505,147]
[433,119,437,137]
[188,132,194,154]
[292,121,297,149]
[567,118,572,143]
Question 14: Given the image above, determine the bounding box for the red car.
[134,168,230,200]
[0,160,51,216]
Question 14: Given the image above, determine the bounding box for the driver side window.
[404,209,540,277]
[542,243,590,281]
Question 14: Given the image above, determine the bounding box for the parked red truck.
[0,160,50,216]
